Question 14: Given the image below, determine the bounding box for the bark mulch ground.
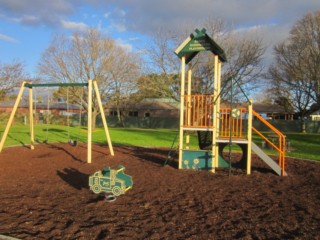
[0,143,319,239]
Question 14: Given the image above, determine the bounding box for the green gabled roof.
[174,28,227,64]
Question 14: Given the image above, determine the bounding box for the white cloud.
[95,0,320,35]
[1,0,319,43]
[129,37,139,41]
[11,15,40,26]
[112,22,126,32]
[115,38,133,52]
[0,33,18,43]
[0,0,74,27]
[103,12,111,19]
[103,8,127,32]
[61,20,88,31]
[113,8,126,17]
[1,0,319,35]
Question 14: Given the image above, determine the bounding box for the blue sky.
[1,0,320,76]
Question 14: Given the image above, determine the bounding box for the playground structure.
[174,28,287,176]
[0,79,114,163]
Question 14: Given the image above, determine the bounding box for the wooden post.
[178,56,186,169]
[87,79,93,163]
[247,99,253,174]
[29,86,35,150]
[215,60,222,167]
[0,81,26,152]
[186,68,192,149]
[212,55,219,172]
[93,80,114,156]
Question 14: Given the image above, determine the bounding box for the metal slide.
[251,142,287,176]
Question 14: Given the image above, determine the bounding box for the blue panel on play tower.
[182,150,229,170]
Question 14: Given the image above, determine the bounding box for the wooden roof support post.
[247,99,253,174]
[93,80,114,156]
[216,61,222,127]
[87,79,93,163]
[29,85,35,150]
[178,56,186,169]
[185,68,192,149]
[215,59,222,168]
[0,81,26,152]
[212,55,219,173]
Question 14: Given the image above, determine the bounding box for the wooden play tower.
[174,28,287,176]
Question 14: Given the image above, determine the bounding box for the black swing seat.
[35,138,48,144]
[68,140,78,147]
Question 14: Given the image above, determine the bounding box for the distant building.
[106,98,179,118]
[0,100,82,116]
[310,109,320,121]
[106,98,293,120]
[250,102,294,120]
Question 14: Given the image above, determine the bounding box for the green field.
[1,124,319,161]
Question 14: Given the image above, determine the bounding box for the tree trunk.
[92,109,98,130]
[116,108,125,127]
[301,120,306,133]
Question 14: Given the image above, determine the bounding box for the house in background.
[0,99,82,124]
[0,100,81,115]
[310,109,320,121]
[251,102,294,120]
[106,98,179,118]
[106,98,293,120]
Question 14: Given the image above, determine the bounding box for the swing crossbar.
[25,83,88,88]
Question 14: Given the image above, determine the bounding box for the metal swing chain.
[45,87,50,143]
[76,87,84,143]
[67,87,70,142]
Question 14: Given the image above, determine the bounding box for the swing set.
[0,79,114,163]
[33,85,83,146]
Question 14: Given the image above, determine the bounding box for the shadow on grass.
[44,128,67,133]
[7,133,30,149]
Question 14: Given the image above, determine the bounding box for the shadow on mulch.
[48,144,83,162]
[57,168,89,190]
[130,147,178,168]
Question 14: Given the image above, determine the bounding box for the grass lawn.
[1,124,319,161]
[0,124,180,148]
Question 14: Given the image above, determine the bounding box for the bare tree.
[38,28,141,128]
[269,10,320,119]
[143,29,181,100]
[143,18,266,102]
[0,60,26,100]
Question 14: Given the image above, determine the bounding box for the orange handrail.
[252,110,286,176]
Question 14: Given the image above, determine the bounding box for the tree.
[134,73,179,101]
[0,60,26,100]
[143,18,266,102]
[269,10,320,119]
[143,29,181,101]
[38,28,141,128]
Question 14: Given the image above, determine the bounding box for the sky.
[1,0,320,77]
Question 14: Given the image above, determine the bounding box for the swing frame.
[0,79,114,163]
